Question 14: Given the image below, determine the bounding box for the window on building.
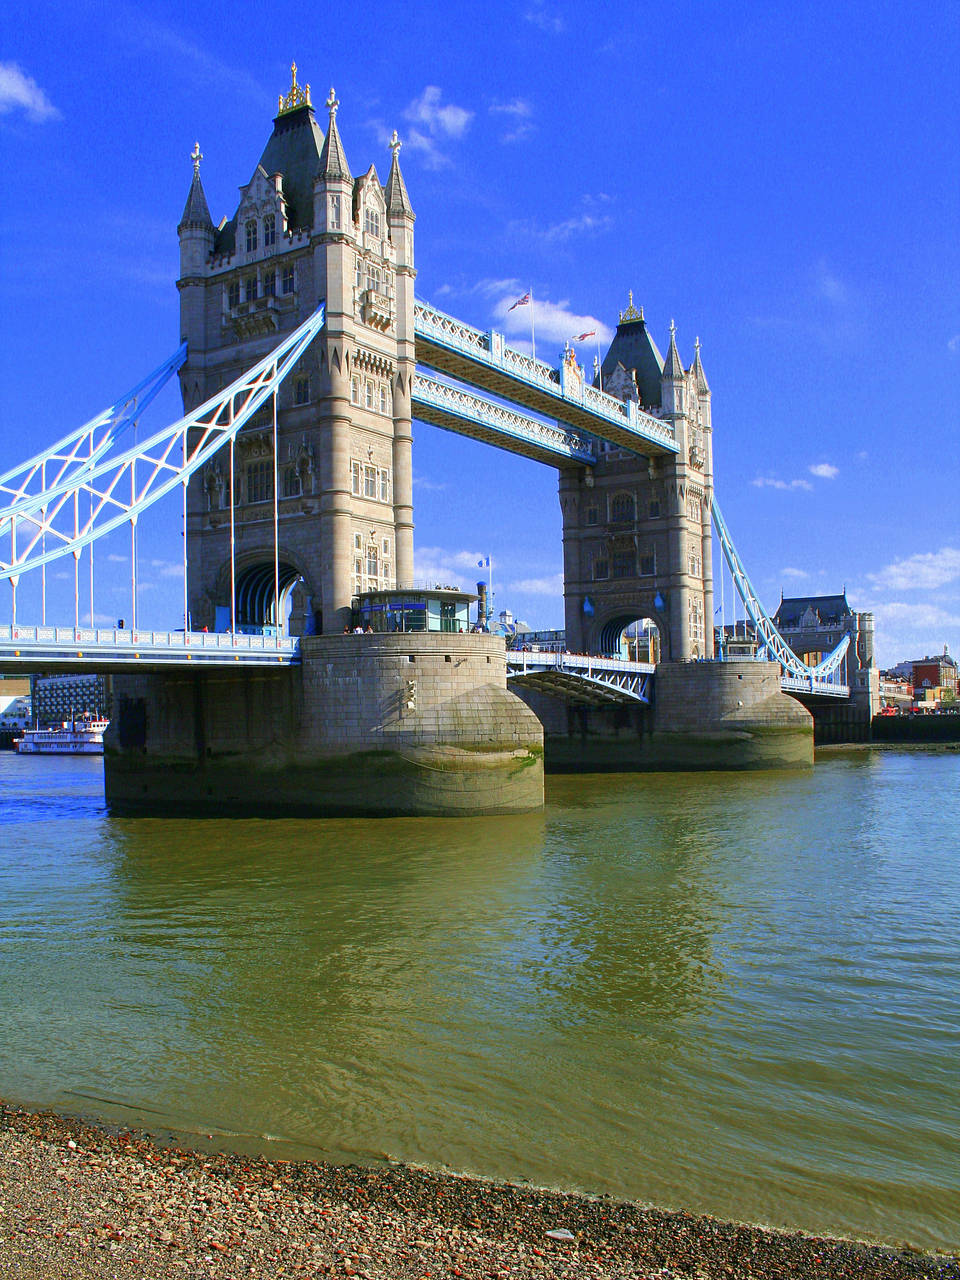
[610,493,635,523]
[585,506,598,525]
[366,546,379,579]
[686,495,702,523]
[351,375,361,405]
[612,550,635,578]
[382,538,391,557]
[594,558,609,580]
[364,208,381,239]
[295,377,309,405]
[245,220,258,253]
[688,550,702,577]
[264,215,276,247]
[354,557,363,580]
[364,464,378,498]
[281,266,295,295]
[245,276,257,302]
[355,257,364,290]
[227,280,240,309]
[379,385,388,414]
[689,597,705,643]
[365,262,382,294]
[329,194,341,230]
[351,463,362,496]
[365,381,374,409]
[640,552,656,577]
[354,533,363,551]
[246,460,272,504]
[282,466,301,497]
[262,270,276,297]
[379,469,390,502]
[649,499,661,518]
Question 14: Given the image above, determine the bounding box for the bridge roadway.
[507,649,654,705]
[413,302,679,457]
[0,624,298,673]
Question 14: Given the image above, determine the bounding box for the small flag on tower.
[477,556,490,568]
[573,331,596,341]
[508,292,531,311]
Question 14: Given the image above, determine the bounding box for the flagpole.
[596,335,603,391]
[529,289,536,363]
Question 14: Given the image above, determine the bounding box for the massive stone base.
[515,660,813,772]
[104,634,544,817]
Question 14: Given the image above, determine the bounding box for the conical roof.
[662,322,685,381]
[318,102,351,182]
[690,338,710,394]
[599,295,664,407]
[178,170,212,232]
[385,135,413,217]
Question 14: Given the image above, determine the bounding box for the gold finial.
[326,86,339,120]
[278,61,312,115]
[619,289,642,323]
[389,129,401,160]
[191,141,202,176]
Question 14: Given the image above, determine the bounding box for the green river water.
[0,750,957,1252]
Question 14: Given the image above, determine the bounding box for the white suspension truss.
[711,496,850,683]
[0,344,186,533]
[0,306,325,584]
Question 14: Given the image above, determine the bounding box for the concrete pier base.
[515,660,813,772]
[104,634,544,817]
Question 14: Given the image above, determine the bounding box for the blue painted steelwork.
[0,343,187,531]
[712,497,850,697]
[0,308,324,582]
[507,649,653,704]
[411,372,597,466]
[414,301,678,456]
[0,623,299,670]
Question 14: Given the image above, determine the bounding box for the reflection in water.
[0,752,958,1252]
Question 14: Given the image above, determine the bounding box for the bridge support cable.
[0,344,187,529]
[0,307,325,589]
[711,496,850,689]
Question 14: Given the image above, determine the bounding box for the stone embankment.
[1,1104,957,1280]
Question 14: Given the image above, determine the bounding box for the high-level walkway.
[414,302,678,455]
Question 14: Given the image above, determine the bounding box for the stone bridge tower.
[177,66,415,635]
[559,297,715,661]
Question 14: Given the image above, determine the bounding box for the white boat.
[15,717,109,755]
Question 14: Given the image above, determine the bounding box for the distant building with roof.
[773,592,879,722]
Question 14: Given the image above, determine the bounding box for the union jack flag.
[573,331,596,341]
[508,292,531,311]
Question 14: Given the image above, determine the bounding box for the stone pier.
[104,634,544,817]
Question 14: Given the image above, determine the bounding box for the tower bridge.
[0,67,860,813]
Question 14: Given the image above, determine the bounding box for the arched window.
[612,549,635,578]
[246,461,272,504]
[610,492,635,524]
[245,219,258,253]
[282,467,301,498]
[364,208,381,239]
[263,215,276,247]
[351,375,361,405]
[227,280,240,309]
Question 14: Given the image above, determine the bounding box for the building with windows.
[908,649,957,708]
[30,674,107,728]
[773,593,879,717]
[178,66,416,636]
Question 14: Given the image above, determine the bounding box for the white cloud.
[0,62,60,122]
[864,599,960,667]
[867,547,960,593]
[490,98,534,143]
[412,473,448,492]
[808,462,839,479]
[509,197,614,245]
[751,475,813,492]
[414,546,488,590]
[107,553,128,563]
[509,573,564,596]
[402,87,473,167]
[492,290,613,347]
[119,12,265,105]
[150,559,184,578]
[525,3,565,32]
[813,259,849,306]
[948,334,960,353]
[781,567,810,580]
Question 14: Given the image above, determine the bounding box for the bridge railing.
[0,624,298,654]
[507,650,656,676]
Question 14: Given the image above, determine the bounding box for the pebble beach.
[1,1103,957,1280]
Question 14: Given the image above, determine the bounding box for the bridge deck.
[0,625,299,673]
[414,302,678,457]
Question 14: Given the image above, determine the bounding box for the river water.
[0,750,957,1252]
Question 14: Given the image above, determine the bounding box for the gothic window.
[227,280,240,309]
[379,385,388,414]
[351,463,362,496]
[610,493,635,524]
[281,266,295,295]
[245,220,258,253]
[329,195,341,230]
[363,464,378,498]
[381,537,391,557]
[354,533,363,551]
[366,546,379,579]
[585,506,598,526]
[245,276,257,302]
[688,549,702,577]
[262,270,276,297]
[355,257,363,290]
[365,381,374,409]
[364,208,381,239]
[246,461,272,504]
[379,469,390,502]
[594,558,609,580]
[689,597,705,644]
[264,215,276,247]
[365,262,382,293]
[351,376,361,405]
[282,466,301,497]
[640,551,656,577]
[294,377,309,405]
[612,550,635,578]
[686,495,702,523]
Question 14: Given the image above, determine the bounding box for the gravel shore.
[1,1103,956,1279]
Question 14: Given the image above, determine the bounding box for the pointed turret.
[178,142,213,232]
[599,292,664,406]
[662,320,685,382]
[385,130,414,218]
[690,336,710,394]
[318,86,352,182]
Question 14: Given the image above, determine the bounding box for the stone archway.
[595,612,667,662]
[213,553,319,635]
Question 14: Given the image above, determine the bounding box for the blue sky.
[1,0,957,666]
